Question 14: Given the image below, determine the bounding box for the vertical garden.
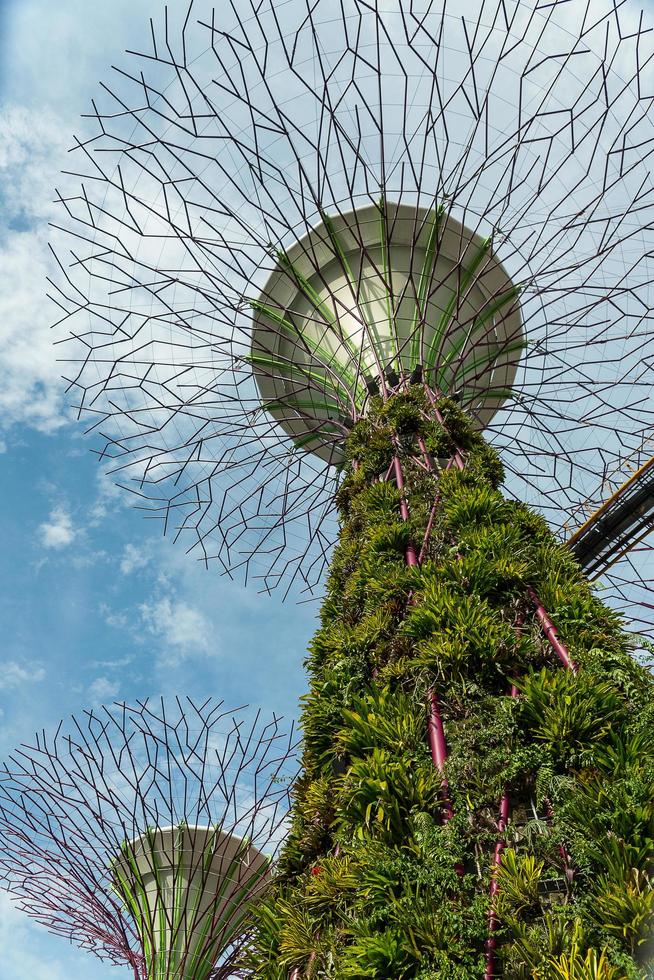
[249,389,654,979]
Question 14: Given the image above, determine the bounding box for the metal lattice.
[50,1,654,628]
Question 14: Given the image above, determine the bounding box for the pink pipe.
[417,435,432,470]
[392,455,419,566]
[290,948,317,979]
[412,471,458,831]
[428,688,454,823]
[527,586,578,673]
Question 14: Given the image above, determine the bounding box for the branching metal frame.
[49,0,654,630]
[0,698,297,979]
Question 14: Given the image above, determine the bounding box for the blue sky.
[0,2,315,976]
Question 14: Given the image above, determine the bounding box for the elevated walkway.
[566,457,654,578]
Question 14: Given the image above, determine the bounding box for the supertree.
[0,698,297,979]
[47,0,654,976]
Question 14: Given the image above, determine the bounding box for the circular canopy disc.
[252,201,523,464]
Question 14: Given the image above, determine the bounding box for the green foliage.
[496,849,545,917]
[246,391,654,979]
[518,670,625,759]
[543,946,630,980]
[591,870,654,953]
[336,748,443,841]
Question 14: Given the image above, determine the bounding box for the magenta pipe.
[417,434,433,471]
[392,455,419,566]
[427,688,449,772]
[428,688,454,823]
[527,586,578,672]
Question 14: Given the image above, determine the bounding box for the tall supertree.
[0,698,296,979]
[48,1,654,976]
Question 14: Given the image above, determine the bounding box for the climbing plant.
[246,388,654,979]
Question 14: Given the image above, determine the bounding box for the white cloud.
[89,654,132,669]
[38,506,75,549]
[0,105,71,437]
[88,468,125,524]
[71,549,106,569]
[120,542,150,575]
[87,676,120,705]
[0,892,80,980]
[99,603,129,630]
[0,661,46,691]
[139,595,212,665]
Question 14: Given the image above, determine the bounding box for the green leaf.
[436,283,522,390]
[409,204,446,367]
[424,236,492,377]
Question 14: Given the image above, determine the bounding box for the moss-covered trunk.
[248,388,654,979]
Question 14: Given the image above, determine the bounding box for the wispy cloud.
[89,655,133,670]
[87,676,120,706]
[88,468,125,524]
[99,603,130,631]
[139,595,213,665]
[0,892,83,980]
[38,505,75,549]
[0,660,45,691]
[0,105,70,439]
[119,542,151,575]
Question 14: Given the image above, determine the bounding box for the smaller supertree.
[0,698,297,979]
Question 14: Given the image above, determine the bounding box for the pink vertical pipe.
[427,687,454,822]
[413,451,456,825]
[428,689,464,876]
[392,455,419,566]
[415,428,439,565]
[527,586,578,673]
[484,796,510,979]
